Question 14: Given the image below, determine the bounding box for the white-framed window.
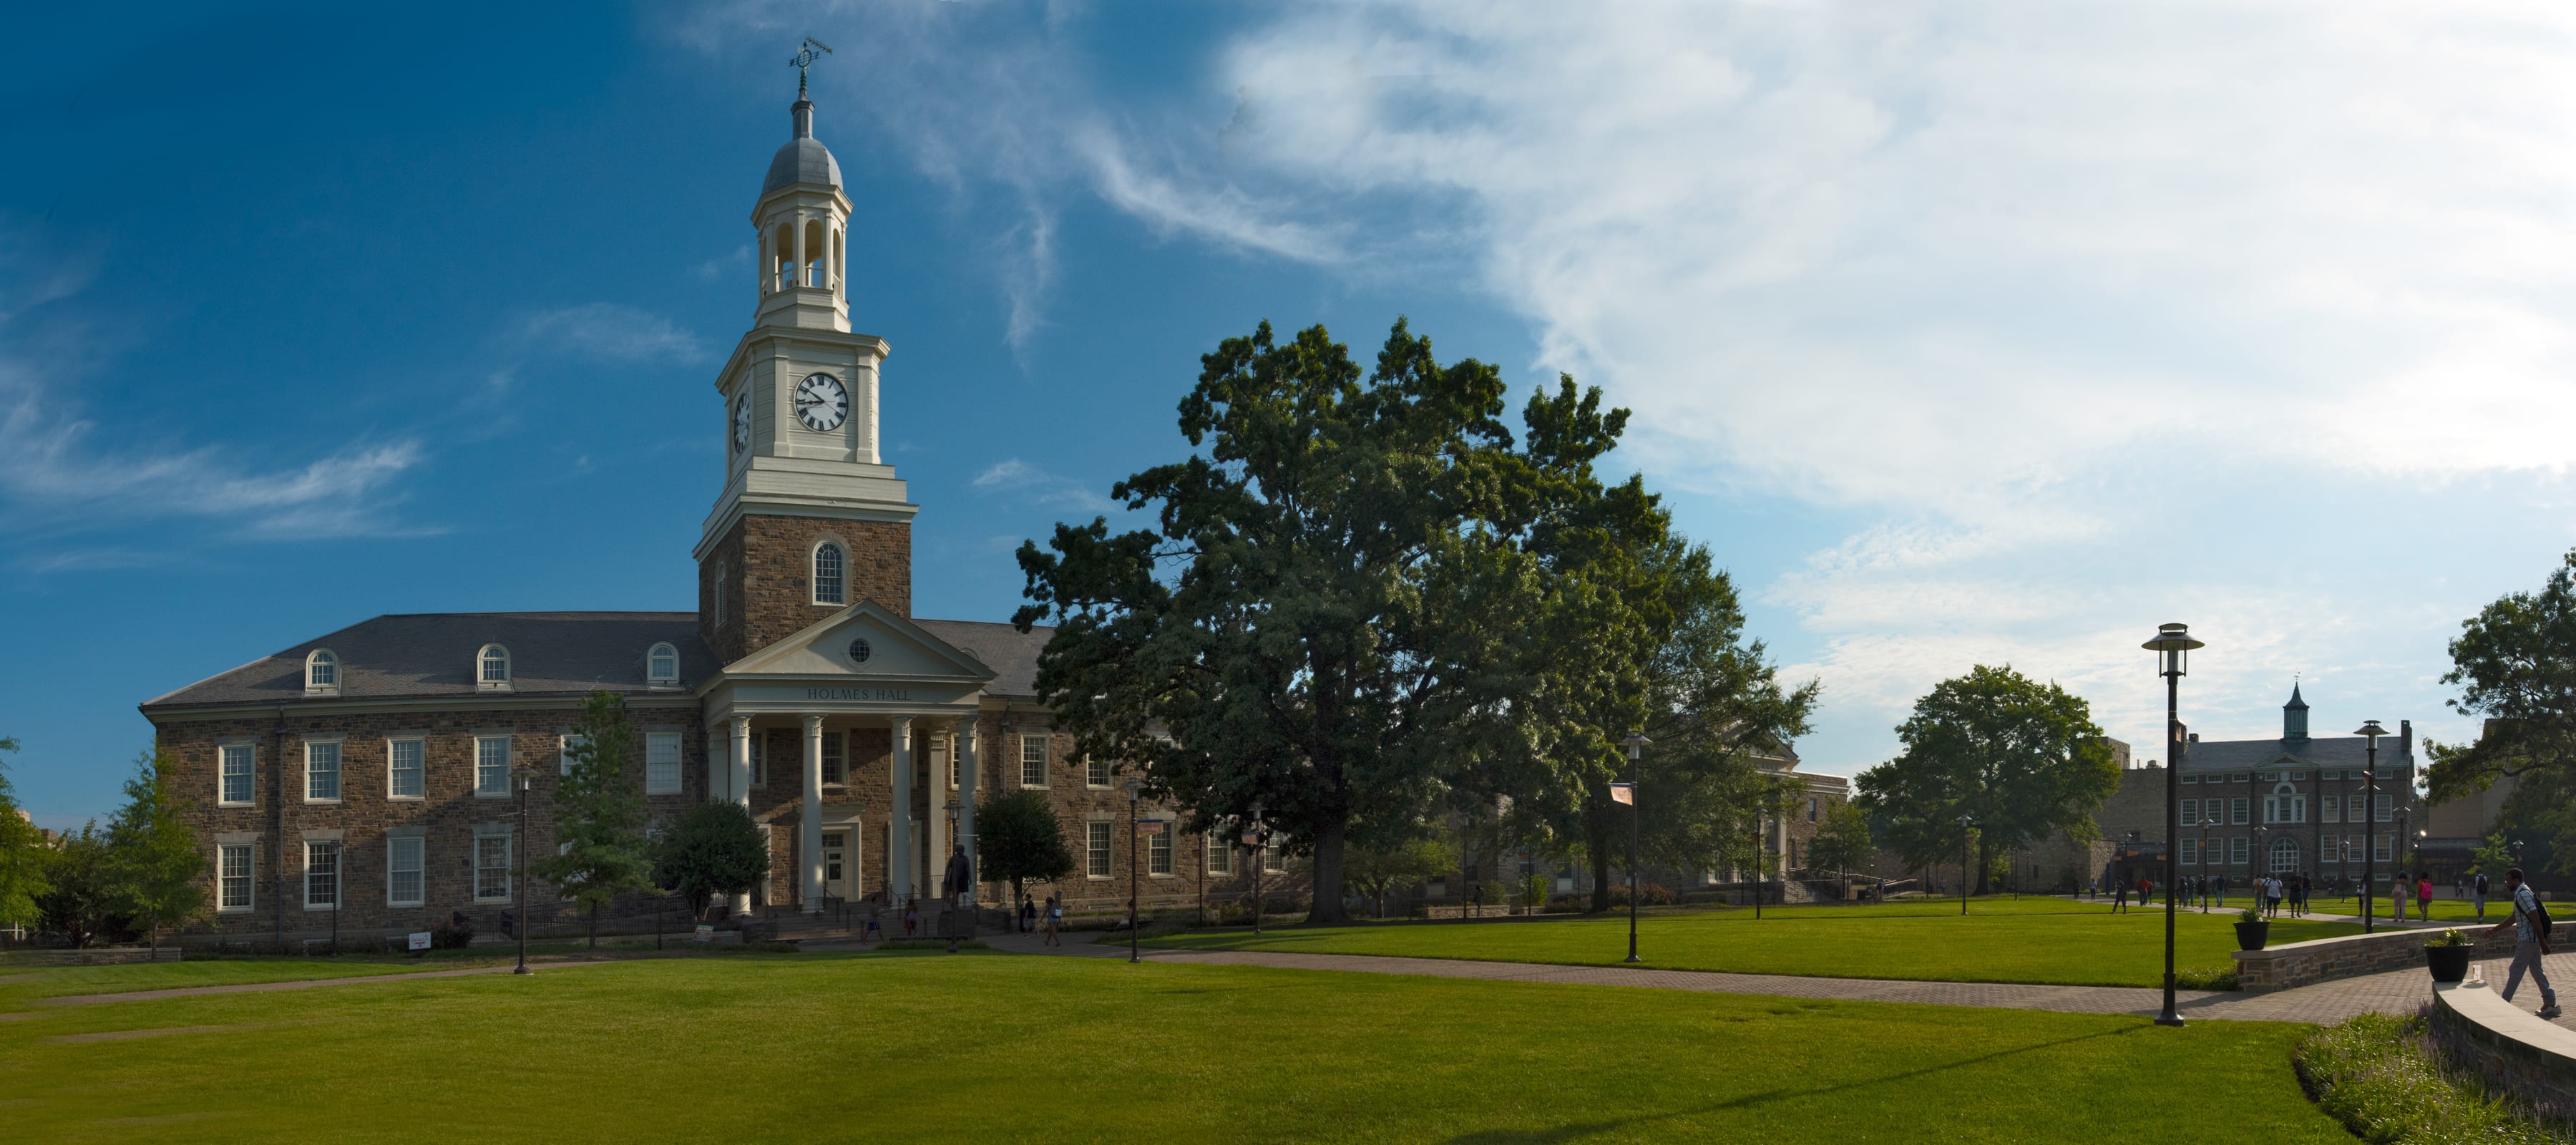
[1206,832,1234,875]
[2181,838,2200,865]
[218,743,255,806]
[2375,794,2393,822]
[304,840,341,910]
[2229,797,2248,825]
[218,842,254,911]
[821,731,846,785]
[1086,755,1110,788]
[2180,773,2197,784]
[750,734,767,788]
[813,541,847,605]
[1264,841,1287,874]
[305,648,339,695]
[387,737,425,799]
[2288,770,2308,781]
[2323,769,2343,781]
[2322,794,2341,823]
[1020,734,1049,788]
[304,741,341,802]
[646,732,682,795]
[2228,836,2249,865]
[387,835,424,907]
[477,644,512,691]
[2180,798,2198,824]
[474,834,512,901]
[2375,834,2394,862]
[1086,822,1112,878]
[1149,829,1173,876]
[2230,773,2249,784]
[476,735,512,797]
[2258,771,2279,782]
[647,642,679,685]
[558,734,588,776]
[1807,797,1819,822]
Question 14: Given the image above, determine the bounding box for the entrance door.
[823,829,852,900]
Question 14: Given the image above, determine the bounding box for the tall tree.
[535,692,658,947]
[36,823,123,948]
[975,787,1075,911]
[1343,837,1452,918]
[1854,665,2117,895]
[0,736,52,933]
[1014,319,1523,925]
[1807,799,1876,900]
[105,748,208,953]
[2431,548,2576,872]
[654,801,769,920]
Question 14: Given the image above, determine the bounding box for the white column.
[793,213,810,288]
[729,717,754,917]
[955,715,979,902]
[927,732,952,887]
[802,714,825,912]
[889,715,914,905]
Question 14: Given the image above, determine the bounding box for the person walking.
[2112,882,2128,913]
[903,898,920,938]
[2215,873,2228,909]
[2418,874,2435,922]
[2484,867,2561,1019]
[2266,874,2283,918]
[2475,870,2492,920]
[1019,895,1038,935]
[1042,894,1063,947]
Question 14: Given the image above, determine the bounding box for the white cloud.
[972,457,1116,513]
[518,303,706,364]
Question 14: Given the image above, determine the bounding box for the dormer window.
[814,541,846,605]
[304,648,341,696]
[647,642,679,686]
[477,644,513,692]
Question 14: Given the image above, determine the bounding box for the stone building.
[138,84,1284,945]
[2026,686,2421,894]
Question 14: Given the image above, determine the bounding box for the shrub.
[2173,965,2238,991]
[2296,1010,2573,1144]
[1607,883,1676,907]
[429,917,476,950]
[2429,928,2471,948]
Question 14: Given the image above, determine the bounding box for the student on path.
[2138,875,2153,909]
[1019,895,1038,935]
[903,899,920,938]
[2419,875,2435,922]
[2483,867,2562,1019]
[1044,894,1065,947]
[2475,871,2493,920]
[2112,883,2128,913]
[2267,874,2283,918]
[2214,874,2228,909]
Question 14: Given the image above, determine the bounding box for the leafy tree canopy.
[535,692,659,944]
[977,787,1075,907]
[106,748,207,950]
[655,801,768,919]
[0,736,50,928]
[1855,664,2117,894]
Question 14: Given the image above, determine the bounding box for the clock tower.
[695,82,916,663]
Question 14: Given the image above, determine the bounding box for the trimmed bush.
[2295,1010,2572,1144]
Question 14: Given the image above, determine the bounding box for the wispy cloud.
[517,302,706,365]
[972,457,1116,513]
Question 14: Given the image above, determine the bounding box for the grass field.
[1142,895,2365,987]
[0,950,2356,1144]
[0,956,509,1007]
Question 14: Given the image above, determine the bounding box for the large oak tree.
[1855,665,2117,894]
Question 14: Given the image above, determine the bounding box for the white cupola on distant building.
[753,74,852,334]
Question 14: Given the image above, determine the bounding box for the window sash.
[814,543,846,604]
[220,744,254,805]
[309,653,337,687]
[388,739,424,798]
[387,836,425,907]
[2375,794,2393,822]
[750,735,766,788]
[477,736,511,796]
[1021,735,1048,788]
[1086,756,1110,788]
[646,732,683,795]
[219,843,253,910]
[648,645,678,683]
[2180,838,2200,865]
[821,731,846,786]
[305,841,341,909]
[306,742,341,801]
[2228,837,2248,864]
[559,734,588,777]
[480,649,508,683]
[1206,833,1233,874]
[1085,822,1112,878]
[1149,831,1173,875]
[2229,797,2248,825]
[2180,798,2198,824]
[2374,835,2394,861]
[474,836,512,900]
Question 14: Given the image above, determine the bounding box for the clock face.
[731,395,751,452]
[794,374,849,432]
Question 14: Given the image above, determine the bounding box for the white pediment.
[723,600,995,683]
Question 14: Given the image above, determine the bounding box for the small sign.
[1609,782,1635,806]
[1138,819,1166,835]
[407,932,431,952]
[1241,830,1261,845]
[693,924,714,944]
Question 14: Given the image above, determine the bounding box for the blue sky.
[6,2,2573,829]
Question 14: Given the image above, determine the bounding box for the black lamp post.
[1119,779,1143,964]
[1243,804,1267,937]
[1957,813,1974,915]
[513,768,535,975]
[1621,732,1649,963]
[2142,621,2203,1028]
[2354,720,2386,933]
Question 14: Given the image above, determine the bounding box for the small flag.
[1609,782,1635,806]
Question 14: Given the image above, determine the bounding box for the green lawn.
[0,956,503,1008]
[1143,895,2365,987]
[0,950,2354,1143]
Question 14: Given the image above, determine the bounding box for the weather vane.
[791,35,834,98]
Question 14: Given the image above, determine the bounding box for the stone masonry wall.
[701,514,911,663]
[153,702,704,942]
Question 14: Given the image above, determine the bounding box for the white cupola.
[753,79,852,333]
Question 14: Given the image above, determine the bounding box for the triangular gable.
[723,600,997,683]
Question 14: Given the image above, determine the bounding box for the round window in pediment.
[848,637,872,666]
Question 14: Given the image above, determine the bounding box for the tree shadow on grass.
[1441,1023,2147,1144]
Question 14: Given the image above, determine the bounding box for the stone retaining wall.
[2431,980,2576,1119]
[2233,924,2556,991]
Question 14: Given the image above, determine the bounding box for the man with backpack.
[2474,870,2492,920]
[2483,867,2561,1020]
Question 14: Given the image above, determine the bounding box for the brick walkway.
[987,931,2576,1026]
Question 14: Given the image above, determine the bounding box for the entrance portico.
[698,600,997,914]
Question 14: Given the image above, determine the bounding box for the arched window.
[477,644,512,691]
[305,648,339,694]
[2268,834,2301,874]
[813,541,846,605]
[648,642,679,685]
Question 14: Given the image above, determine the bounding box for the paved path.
[985,931,2576,1026]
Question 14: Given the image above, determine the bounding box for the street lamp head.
[2142,622,2203,676]
[2354,719,2388,739]
[1621,732,1651,761]
[1117,778,1143,802]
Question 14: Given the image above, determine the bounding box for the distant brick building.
[140,86,1277,945]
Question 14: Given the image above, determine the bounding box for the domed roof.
[760,97,841,197]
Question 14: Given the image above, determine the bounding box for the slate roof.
[2180,734,2412,771]
[140,612,1056,713]
[142,613,718,711]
